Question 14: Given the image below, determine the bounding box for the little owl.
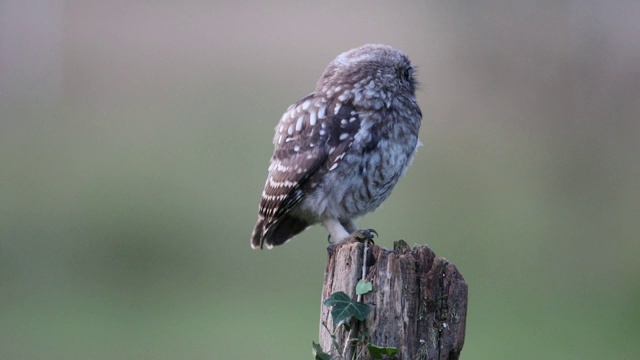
[251,44,422,249]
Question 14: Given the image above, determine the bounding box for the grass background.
[1,1,639,359]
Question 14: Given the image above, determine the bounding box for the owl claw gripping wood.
[251,44,422,249]
[350,229,378,245]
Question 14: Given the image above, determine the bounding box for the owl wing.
[251,94,361,249]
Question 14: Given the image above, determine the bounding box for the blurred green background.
[1,1,639,359]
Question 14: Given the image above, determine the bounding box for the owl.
[251,44,422,249]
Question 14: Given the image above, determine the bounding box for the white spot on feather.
[296,116,304,132]
[318,105,327,119]
[269,177,297,188]
[339,133,349,141]
[309,111,317,126]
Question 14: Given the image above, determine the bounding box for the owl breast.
[299,111,419,222]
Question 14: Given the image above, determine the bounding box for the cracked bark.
[320,240,467,360]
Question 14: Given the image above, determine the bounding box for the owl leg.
[341,219,376,243]
[341,219,358,233]
[323,218,351,244]
[327,218,377,245]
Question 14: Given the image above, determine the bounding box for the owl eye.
[401,67,413,82]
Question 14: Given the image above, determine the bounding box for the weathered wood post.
[320,240,467,360]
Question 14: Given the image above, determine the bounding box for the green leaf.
[312,341,332,360]
[367,344,399,359]
[323,291,350,306]
[356,280,373,295]
[323,291,371,327]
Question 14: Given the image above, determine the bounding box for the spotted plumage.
[252,44,422,249]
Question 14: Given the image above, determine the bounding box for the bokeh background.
[1,1,639,359]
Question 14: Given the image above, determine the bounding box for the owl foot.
[350,229,378,245]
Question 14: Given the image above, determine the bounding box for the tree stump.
[319,240,467,360]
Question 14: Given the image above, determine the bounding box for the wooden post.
[320,240,467,360]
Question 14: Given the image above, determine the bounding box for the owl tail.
[251,214,310,249]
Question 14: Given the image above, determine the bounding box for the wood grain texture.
[320,240,467,360]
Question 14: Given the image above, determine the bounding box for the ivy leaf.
[323,291,371,327]
[356,280,373,295]
[312,341,332,360]
[367,344,399,359]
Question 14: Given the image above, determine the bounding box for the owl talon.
[350,229,378,245]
